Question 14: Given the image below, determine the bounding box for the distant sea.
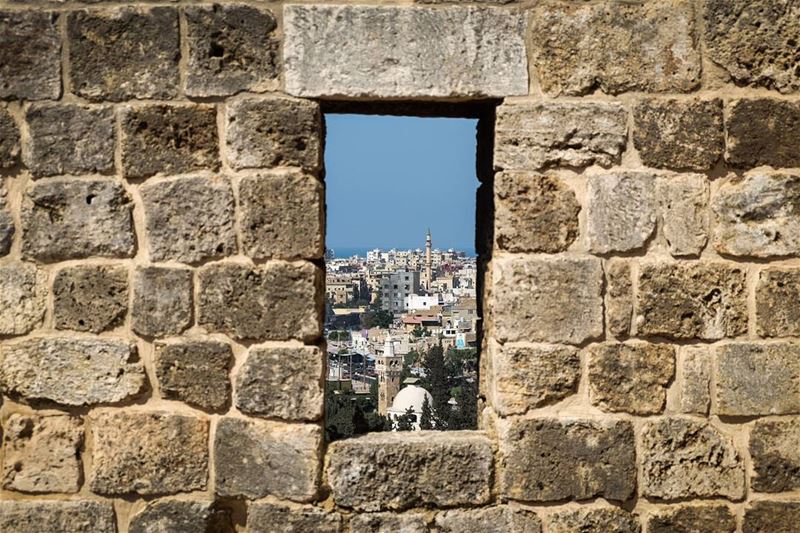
[331,246,476,258]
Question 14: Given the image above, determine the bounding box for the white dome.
[388,385,433,414]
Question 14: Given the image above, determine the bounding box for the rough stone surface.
[634,262,747,340]
[0,336,144,406]
[587,172,657,253]
[529,0,700,95]
[606,259,632,338]
[704,0,800,94]
[132,266,193,337]
[0,11,61,100]
[640,417,745,500]
[328,432,492,511]
[548,507,640,533]
[0,501,116,533]
[679,346,711,415]
[247,504,341,533]
[0,181,12,256]
[198,261,321,342]
[284,5,527,98]
[648,505,736,533]
[121,105,219,178]
[715,342,800,416]
[239,172,324,259]
[494,102,627,171]
[725,99,800,168]
[658,174,709,257]
[756,268,800,337]
[215,417,321,502]
[498,418,636,502]
[435,506,542,533]
[24,104,116,178]
[350,513,428,533]
[494,172,580,253]
[53,265,128,333]
[0,106,21,169]
[225,96,321,171]
[67,7,179,101]
[0,263,47,336]
[750,417,800,492]
[2,414,83,494]
[490,343,579,416]
[89,411,208,495]
[235,345,324,421]
[154,339,232,411]
[492,255,603,345]
[743,501,800,533]
[141,176,235,263]
[129,500,232,533]
[20,179,135,262]
[587,342,675,415]
[185,4,279,97]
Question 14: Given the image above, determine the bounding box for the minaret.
[376,336,402,415]
[425,228,432,290]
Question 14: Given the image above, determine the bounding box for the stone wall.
[0,0,798,531]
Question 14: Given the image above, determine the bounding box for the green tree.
[419,395,434,430]
[393,407,416,431]
[447,379,478,430]
[361,309,394,329]
[412,324,424,338]
[422,342,449,429]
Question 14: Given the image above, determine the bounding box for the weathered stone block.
[0,106,21,169]
[198,261,321,342]
[239,172,324,259]
[89,411,208,495]
[154,339,232,411]
[587,172,657,253]
[132,266,193,337]
[1,336,144,406]
[129,500,231,533]
[247,504,341,533]
[492,255,603,345]
[121,105,219,178]
[0,501,116,533]
[494,102,627,171]
[715,343,800,416]
[726,100,800,168]
[712,172,800,258]
[743,501,800,533]
[647,505,736,533]
[606,259,632,338]
[548,507,639,533]
[494,172,580,253]
[0,263,47,336]
[24,104,115,178]
[2,414,83,494]
[0,11,61,100]
[756,268,800,337]
[185,4,279,97]
[225,96,321,171]
[640,417,745,500]
[328,431,492,511]
[498,418,636,502]
[750,417,800,492]
[678,346,711,415]
[53,264,128,333]
[657,174,709,257]
[350,513,428,533]
[634,262,747,340]
[21,179,135,262]
[215,417,321,501]
[67,7,179,101]
[587,341,675,415]
[284,5,527,98]
[490,343,579,416]
[529,1,700,95]
[0,181,12,256]
[435,506,542,533]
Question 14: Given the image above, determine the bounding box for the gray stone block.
[0,11,61,100]
[744,501,800,533]
[725,99,800,168]
[657,173,709,257]
[0,501,116,533]
[132,266,193,337]
[548,507,640,533]
[53,264,128,333]
[154,339,232,411]
[756,268,800,337]
[129,500,231,533]
[435,506,542,533]
[648,505,736,533]
[247,504,341,533]
[587,172,657,253]
[750,417,800,492]
[0,106,21,169]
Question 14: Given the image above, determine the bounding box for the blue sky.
[324,114,478,253]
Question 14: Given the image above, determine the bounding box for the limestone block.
[141,176,235,263]
[548,507,640,533]
[657,174,709,257]
[0,501,116,533]
[0,181,12,256]
[0,106,21,169]
[492,255,603,345]
[53,264,128,333]
[750,417,800,492]
[327,431,492,511]
[0,263,47,336]
[2,414,83,494]
[756,268,800,337]
[587,341,675,415]
[606,259,632,338]
[435,506,542,533]
[214,417,321,501]
[121,105,219,178]
[67,7,179,101]
[225,96,321,171]
[239,172,324,260]
[132,266,193,337]
[498,418,636,502]
[647,505,736,533]
[21,179,135,261]
[247,504,341,533]
[704,0,800,94]
[350,513,428,533]
[640,417,745,500]
[678,346,711,415]
[0,11,61,100]
[0,336,144,406]
[725,100,800,168]
[89,411,208,495]
[529,1,700,95]
[712,172,800,258]
[743,501,800,533]
[494,102,627,171]
[235,345,323,421]
[185,5,279,97]
[494,172,580,253]
[24,104,116,178]
[154,339,232,411]
[715,343,800,416]
[129,500,231,533]
[587,172,657,253]
[198,261,321,342]
[634,262,747,340]
[284,5,527,98]
[490,343,579,416]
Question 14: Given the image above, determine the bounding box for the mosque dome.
[389,385,433,415]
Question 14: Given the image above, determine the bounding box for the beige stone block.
[587,171,657,254]
[0,263,47,336]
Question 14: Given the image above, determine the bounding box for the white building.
[404,294,440,312]
[387,384,434,431]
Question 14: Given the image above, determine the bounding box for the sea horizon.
[330,246,477,258]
